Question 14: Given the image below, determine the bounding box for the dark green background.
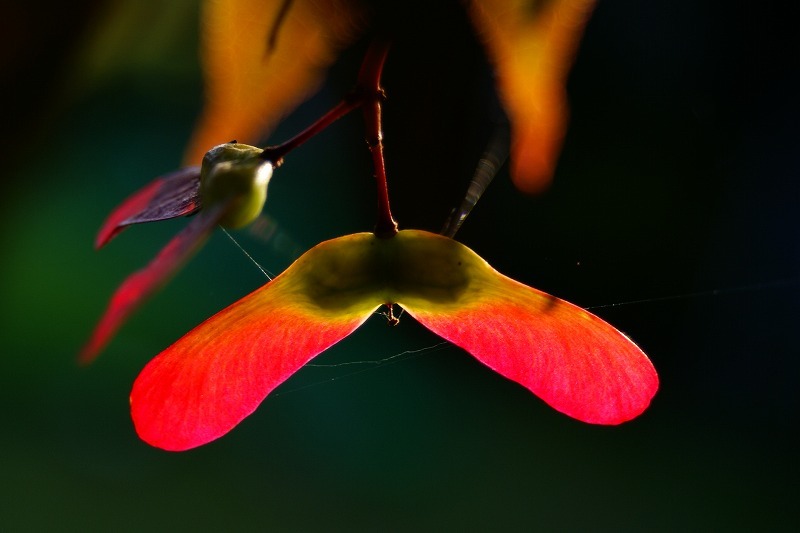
[2,1,797,530]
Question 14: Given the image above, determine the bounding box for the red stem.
[260,38,398,237]
[260,98,361,164]
[357,39,398,238]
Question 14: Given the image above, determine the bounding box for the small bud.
[200,142,273,228]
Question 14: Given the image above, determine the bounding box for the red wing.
[81,203,225,364]
[130,274,376,451]
[96,166,201,249]
[404,274,657,425]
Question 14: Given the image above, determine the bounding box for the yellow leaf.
[467,0,596,193]
[184,0,365,165]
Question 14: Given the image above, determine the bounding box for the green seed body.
[285,230,492,314]
[200,143,273,229]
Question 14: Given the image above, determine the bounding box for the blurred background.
[1,0,797,530]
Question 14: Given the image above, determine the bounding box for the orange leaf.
[467,0,596,193]
[184,0,365,165]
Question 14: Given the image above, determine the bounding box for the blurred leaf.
[467,0,596,193]
[71,1,200,90]
[186,0,595,193]
[184,0,366,164]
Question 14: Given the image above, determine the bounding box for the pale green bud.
[200,142,273,229]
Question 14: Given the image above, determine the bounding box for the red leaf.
[95,167,201,249]
[81,202,225,364]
